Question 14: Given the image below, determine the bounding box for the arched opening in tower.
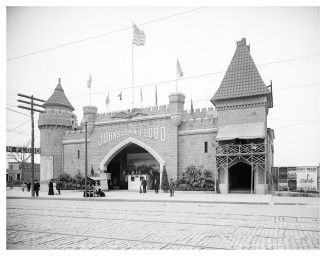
[229,162,252,193]
[106,143,160,190]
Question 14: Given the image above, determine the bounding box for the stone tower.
[38,79,78,183]
[211,38,274,194]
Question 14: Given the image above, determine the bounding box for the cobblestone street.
[7,198,319,250]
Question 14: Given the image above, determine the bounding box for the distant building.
[38,38,274,194]
[6,162,40,183]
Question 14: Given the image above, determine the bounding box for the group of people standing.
[48,179,62,195]
[139,177,174,196]
[21,180,40,196]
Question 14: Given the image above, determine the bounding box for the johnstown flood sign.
[99,127,166,146]
[6,146,41,154]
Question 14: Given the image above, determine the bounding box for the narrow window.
[78,150,80,159]
[17,174,20,180]
[204,142,208,153]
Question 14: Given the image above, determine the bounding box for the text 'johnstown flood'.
[99,127,166,146]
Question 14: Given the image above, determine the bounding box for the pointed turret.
[43,78,75,111]
[211,38,270,106]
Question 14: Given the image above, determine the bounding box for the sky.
[4,4,321,168]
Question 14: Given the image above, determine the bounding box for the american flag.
[117,91,122,101]
[133,23,146,46]
[177,59,183,77]
[87,75,92,88]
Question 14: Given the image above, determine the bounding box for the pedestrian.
[139,177,143,193]
[21,182,26,192]
[53,180,57,194]
[56,180,61,195]
[154,179,159,193]
[34,180,40,197]
[141,178,147,193]
[169,178,175,197]
[27,180,31,192]
[48,179,54,195]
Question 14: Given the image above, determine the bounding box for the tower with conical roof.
[211,38,274,194]
[38,79,78,183]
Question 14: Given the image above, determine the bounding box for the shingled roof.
[43,79,75,111]
[211,38,270,102]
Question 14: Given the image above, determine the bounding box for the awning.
[88,176,102,181]
[216,122,265,141]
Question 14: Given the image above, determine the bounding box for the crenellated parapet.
[95,104,171,122]
[38,108,77,129]
[179,116,218,132]
[182,107,215,120]
[63,129,86,141]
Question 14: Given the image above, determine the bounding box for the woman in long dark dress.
[48,179,54,195]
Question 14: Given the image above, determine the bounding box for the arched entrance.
[229,162,253,193]
[99,137,165,190]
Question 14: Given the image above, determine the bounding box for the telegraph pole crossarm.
[17,93,45,197]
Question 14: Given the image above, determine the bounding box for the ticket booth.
[127,174,150,191]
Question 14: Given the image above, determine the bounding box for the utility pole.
[18,94,45,197]
[85,122,88,198]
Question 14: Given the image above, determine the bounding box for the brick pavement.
[6,200,319,250]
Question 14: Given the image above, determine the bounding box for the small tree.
[160,165,169,191]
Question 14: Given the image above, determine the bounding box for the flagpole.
[89,73,91,105]
[176,72,178,92]
[132,24,135,109]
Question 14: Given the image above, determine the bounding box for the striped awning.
[216,122,265,141]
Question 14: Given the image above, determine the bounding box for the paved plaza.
[6,189,320,250]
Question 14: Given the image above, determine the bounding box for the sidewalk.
[6,187,319,205]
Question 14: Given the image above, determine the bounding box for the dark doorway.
[106,143,160,190]
[229,162,252,193]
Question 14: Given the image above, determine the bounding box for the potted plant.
[160,165,169,192]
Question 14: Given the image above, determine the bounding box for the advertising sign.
[296,167,318,191]
[40,156,53,182]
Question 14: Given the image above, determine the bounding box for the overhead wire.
[7,120,30,133]
[67,54,319,99]
[7,7,207,61]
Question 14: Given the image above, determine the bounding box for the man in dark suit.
[141,178,147,193]
[34,180,40,197]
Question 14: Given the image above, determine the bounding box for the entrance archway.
[229,162,252,193]
[99,137,165,190]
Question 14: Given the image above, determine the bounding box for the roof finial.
[58,78,61,84]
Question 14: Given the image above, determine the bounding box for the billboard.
[276,166,319,192]
[296,167,318,191]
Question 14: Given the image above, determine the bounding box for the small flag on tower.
[155,85,158,106]
[140,87,143,102]
[133,23,146,46]
[117,91,122,101]
[191,97,194,115]
[105,92,110,107]
[87,75,92,88]
[177,59,183,77]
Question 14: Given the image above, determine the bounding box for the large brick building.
[38,38,274,194]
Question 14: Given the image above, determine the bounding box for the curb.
[6,196,305,205]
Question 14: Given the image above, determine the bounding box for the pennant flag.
[133,23,146,46]
[87,75,92,88]
[117,91,122,101]
[155,85,158,106]
[191,97,194,115]
[177,59,183,77]
[105,91,110,107]
[140,87,143,102]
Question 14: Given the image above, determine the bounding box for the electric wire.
[7,7,207,61]
[67,54,319,99]
[7,120,30,133]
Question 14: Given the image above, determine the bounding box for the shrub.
[160,165,169,191]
